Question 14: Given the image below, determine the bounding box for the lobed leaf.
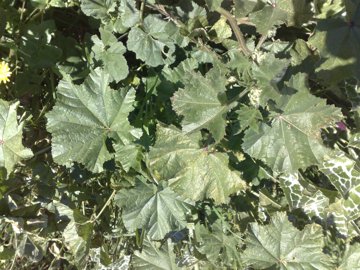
[148,125,247,204]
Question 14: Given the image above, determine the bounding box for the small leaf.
[80,0,116,20]
[196,220,242,268]
[210,16,232,43]
[132,236,179,270]
[91,29,129,82]
[251,53,289,105]
[236,105,262,133]
[0,100,33,176]
[205,0,223,11]
[127,15,188,67]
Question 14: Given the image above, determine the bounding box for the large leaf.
[91,29,129,82]
[309,5,360,84]
[250,0,313,35]
[132,236,178,270]
[115,179,193,240]
[242,212,333,269]
[0,100,33,176]
[127,15,188,67]
[46,68,141,173]
[172,67,233,142]
[148,126,246,204]
[242,89,342,173]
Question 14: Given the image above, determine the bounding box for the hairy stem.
[216,7,252,57]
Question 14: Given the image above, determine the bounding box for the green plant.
[0,0,360,269]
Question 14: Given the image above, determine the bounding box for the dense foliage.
[1,0,360,269]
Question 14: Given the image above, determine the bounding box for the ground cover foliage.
[0,0,360,269]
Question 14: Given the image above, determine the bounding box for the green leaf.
[338,243,360,269]
[172,67,232,142]
[20,20,62,69]
[210,16,232,43]
[115,179,193,240]
[0,100,33,176]
[52,202,93,268]
[80,0,116,20]
[148,125,246,204]
[309,13,360,84]
[196,220,242,268]
[91,29,129,82]
[127,15,188,67]
[132,236,179,270]
[114,144,143,172]
[234,0,261,18]
[204,0,223,11]
[117,0,139,28]
[46,68,141,173]
[251,53,289,105]
[250,0,312,35]
[242,212,333,269]
[236,105,262,133]
[242,90,342,173]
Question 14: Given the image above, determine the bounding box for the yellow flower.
[0,61,12,84]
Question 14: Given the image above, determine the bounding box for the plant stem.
[32,146,51,157]
[79,189,117,225]
[216,7,252,57]
[227,88,250,105]
[256,35,267,50]
[140,0,146,24]
[92,189,117,222]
